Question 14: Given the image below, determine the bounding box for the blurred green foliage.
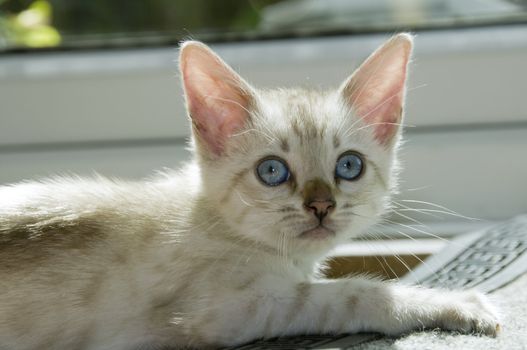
[0,0,60,48]
[0,0,282,50]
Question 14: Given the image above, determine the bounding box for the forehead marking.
[333,135,341,149]
[304,117,318,139]
[220,167,251,204]
[291,118,303,141]
[366,160,388,190]
[288,174,298,194]
[280,138,290,152]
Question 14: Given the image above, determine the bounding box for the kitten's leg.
[197,276,500,346]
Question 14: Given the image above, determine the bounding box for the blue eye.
[335,152,364,181]
[256,158,290,186]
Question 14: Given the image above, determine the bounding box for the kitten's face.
[179,35,412,257]
[202,89,395,254]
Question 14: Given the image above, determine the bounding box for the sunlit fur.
[198,87,399,270]
[0,35,499,350]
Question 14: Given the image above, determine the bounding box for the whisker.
[389,252,412,281]
[391,200,442,220]
[259,121,281,144]
[390,209,427,228]
[231,128,276,143]
[382,218,452,243]
[405,185,432,192]
[351,83,426,121]
[392,229,440,281]
[252,198,273,204]
[399,199,474,218]
[342,81,426,138]
[362,232,396,280]
[345,121,413,138]
[396,208,479,221]
[234,190,254,207]
[379,254,399,281]
[202,94,252,115]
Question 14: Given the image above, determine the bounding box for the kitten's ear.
[179,41,254,156]
[340,33,413,146]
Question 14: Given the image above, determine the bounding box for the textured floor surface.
[357,274,527,350]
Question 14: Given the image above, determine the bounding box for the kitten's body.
[0,36,499,350]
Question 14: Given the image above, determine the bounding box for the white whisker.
[235,190,255,207]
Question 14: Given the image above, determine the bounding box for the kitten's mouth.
[299,225,335,240]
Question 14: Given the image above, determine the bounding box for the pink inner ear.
[185,76,249,155]
[180,42,252,156]
[342,34,412,146]
[353,83,404,146]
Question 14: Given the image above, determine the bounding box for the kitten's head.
[179,35,412,260]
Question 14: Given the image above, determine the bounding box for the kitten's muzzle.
[303,199,336,221]
[302,178,336,222]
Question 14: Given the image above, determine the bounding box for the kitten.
[0,34,499,350]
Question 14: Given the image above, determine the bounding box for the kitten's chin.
[299,226,335,240]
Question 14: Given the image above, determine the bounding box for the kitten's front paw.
[435,290,500,337]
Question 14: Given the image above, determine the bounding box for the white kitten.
[0,34,499,350]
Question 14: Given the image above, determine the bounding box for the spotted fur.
[0,34,499,350]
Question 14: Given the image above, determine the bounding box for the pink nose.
[304,200,335,220]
